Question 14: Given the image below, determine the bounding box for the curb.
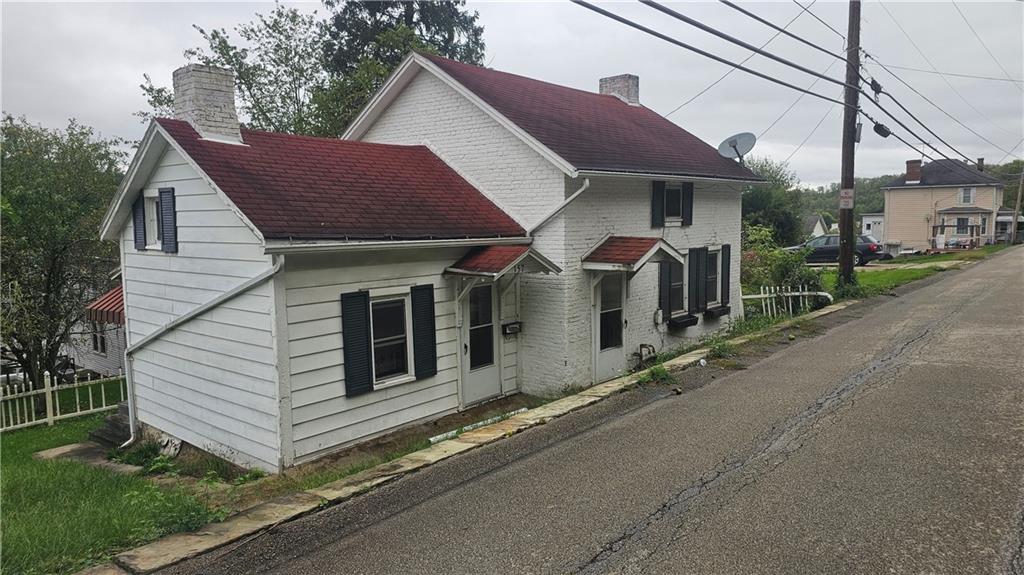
[88,299,858,575]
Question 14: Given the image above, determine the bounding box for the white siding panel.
[284,248,485,459]
[121,147,279,471]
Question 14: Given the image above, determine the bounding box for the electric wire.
[950,0,1023,92]
[862,62,1024,84]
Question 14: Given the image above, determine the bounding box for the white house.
[100,55,761,472]
[860,212,884,240]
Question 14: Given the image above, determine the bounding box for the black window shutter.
[651,181,666,228]
[341,291,373,397]
[411,284,437,379]
[158,188,178,253]
[720,244,731,306]
[681,183,694,226]
[133,196,146,250]
[698,247,709,311]
[687,248,700,314]
[659,262,672,317]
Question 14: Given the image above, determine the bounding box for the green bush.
[741,224,823,299]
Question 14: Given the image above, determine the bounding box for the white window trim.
[369,293,415,388]
[142,188,161,250]
[706,248,722,306]
[960,187,975,205]
[664,183,684,223]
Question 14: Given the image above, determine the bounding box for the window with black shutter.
[341,291,373,397]
[659,183,694,226]
[133,196,146,250]
[651,181,666,228]
[158,187,177,253]
[411,284,437,379]
[661,259,698,328]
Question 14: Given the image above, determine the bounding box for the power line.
[950,0,1023,92]
[785,99,840,164]
[641,0,978,168]
[862,50,1020,159]
[666,1,814,116]
[719,0,845,61]
[571,0,850,108]
[874,89,975,164]
[876,0,1019,139]
[761,59,841,139]
[791,0,845,40]
[861,61,1024,84]
[998,138,1024,165]
[571,0,954,171]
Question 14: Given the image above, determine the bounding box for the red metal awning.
[86,285,124,325]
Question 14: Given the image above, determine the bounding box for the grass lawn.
[822,266,944,299]
[1,414,220,575]
[877,243,1007,264]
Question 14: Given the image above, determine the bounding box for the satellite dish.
[717,132,757,165]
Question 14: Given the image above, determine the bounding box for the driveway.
[162,248,1024,575]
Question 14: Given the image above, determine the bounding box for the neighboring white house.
[802,214,828,238]
[100,55,761,472]
[860,212,884,240]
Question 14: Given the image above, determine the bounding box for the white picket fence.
[0,369,125,431]
[742,285,834,319]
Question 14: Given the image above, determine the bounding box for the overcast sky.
[3,1,1022,187]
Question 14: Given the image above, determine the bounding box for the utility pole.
[838,0,861,285]
[1010,167,1023,245]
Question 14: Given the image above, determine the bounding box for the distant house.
[860,212,884,240]
[881,158,1015,251]
[63,285,126,377]
[99,55,761,472]
[802,214,828,238]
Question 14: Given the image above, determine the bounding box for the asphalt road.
[163,248,1024,575]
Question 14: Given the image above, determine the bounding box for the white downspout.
[118,258,285,448]
[528,178,590,236]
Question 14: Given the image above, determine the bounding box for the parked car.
[786,234,884,266]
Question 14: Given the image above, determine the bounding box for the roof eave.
[576,168,764,184]
[264,236,532,255]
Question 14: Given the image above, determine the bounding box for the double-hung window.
[668,261,685,315]
[665,185,683,221]
[370,297,412,383]
[90,322,107,354]
[955,217,970,235]
[960,187,975,204]
[706,251,720,305]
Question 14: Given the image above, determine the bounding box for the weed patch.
[636,364,673,385]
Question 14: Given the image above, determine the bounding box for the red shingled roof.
[86,285,124,325]
[449,245,530,273]
[420,53,761,181]
[584,236,661,265]
[156,118,525,241]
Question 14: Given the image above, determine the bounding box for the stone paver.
[34,441,142,475]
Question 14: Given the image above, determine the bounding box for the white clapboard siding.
[284,248,482,460]
[121,147,280,472]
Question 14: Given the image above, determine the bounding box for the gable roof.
[802,214,825,234]
[885,159,1003,188]
[582,235,685,272]
[154,118,525,241]
[348,52,761,182]
[446,245,561,278]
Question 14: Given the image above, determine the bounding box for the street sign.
[839,188,854,209]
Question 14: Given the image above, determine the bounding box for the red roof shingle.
[86,285,124,325]
[156,118,525,241]
[449,245,530,273]
[420,53,761,181]
[584,236,661,265]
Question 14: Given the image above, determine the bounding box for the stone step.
[89,412,131,447]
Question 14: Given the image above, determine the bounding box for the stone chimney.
[906,159,922,184]
[977,157,985,172]
[172,64,242,144]
[599,74,640,105]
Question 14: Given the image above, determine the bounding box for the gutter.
[528,178,590,236]
[264,236,531,255]
[575,169,763,185]
[120,257,285,448]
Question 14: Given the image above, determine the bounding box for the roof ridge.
[417,52,633,104]
[155,117,430,151]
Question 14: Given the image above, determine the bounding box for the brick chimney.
[599,74,639,105]
[905,159,922,184]
[172,64,242,144]
[977,157,985,172]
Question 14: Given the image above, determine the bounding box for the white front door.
[461,283,501,406]
[594,273,627,383]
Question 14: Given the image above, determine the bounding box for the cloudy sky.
[3,1,1021,186]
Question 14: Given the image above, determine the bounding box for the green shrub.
[741,225,823,298]
[110,440,161,467]
[705,338,736,359]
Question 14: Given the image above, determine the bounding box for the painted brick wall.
[559,175,744,390]
[357,69,574,396]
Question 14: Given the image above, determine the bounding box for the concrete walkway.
[158,248,1024,574]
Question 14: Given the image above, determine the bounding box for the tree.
[323,1,484,76]
[1,115,126,387]
[742,156,805,246]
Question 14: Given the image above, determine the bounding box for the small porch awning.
[86,285,124,325]
[582,236,685,273]
[445,245,561,279]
